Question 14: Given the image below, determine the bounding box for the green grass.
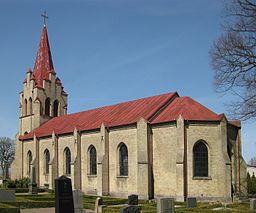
[0,193,255,212]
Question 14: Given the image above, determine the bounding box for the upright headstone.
[95,197,103,213]
[187,197,197,208]
[128,194,138,205]
[29,166,38,194]
[250,198,256,210]
[55,175,74,213]
[73,189,84,213]
[120,206,141,213]
[157,198,175,213]
[0,190,16,202]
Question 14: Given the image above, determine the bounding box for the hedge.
[4,188,47,193]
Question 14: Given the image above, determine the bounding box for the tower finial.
[41,11,48,25]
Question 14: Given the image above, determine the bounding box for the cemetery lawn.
[0,193,254,212]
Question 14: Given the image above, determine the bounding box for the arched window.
[119,143,128,176]
[64,147,71,176]
[53,100,59,117]
[29,98,33,115]
[193,141,208,177]
[27,150,32,176]
[24,99,27,116]
[45,98,50,116]
[44,149,50,175]
[88,146,97,175]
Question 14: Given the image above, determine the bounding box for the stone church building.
[11,24,247,202]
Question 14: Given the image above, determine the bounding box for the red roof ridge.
[151,96,222,124]
[148,92,179,122]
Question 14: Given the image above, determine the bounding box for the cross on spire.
[41,11,48,25]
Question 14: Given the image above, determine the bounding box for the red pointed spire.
[33,24,55,88]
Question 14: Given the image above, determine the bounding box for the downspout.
[184,121,188,201]
[56,135,59,178]
[78,131,82,190]
[147,125,154,199]
[238,130,241,193]
[22,140,24,178]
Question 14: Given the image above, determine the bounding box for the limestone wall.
[11,135,23,180]
[57,134,75,187]
[38,137,54,188]
[152,124,178,197]
[14,119,236,202]
[152,121,232,202]
[108,126,137,197]
[186,123,231,201]
[80,130,101,195]
[22,140,35,178]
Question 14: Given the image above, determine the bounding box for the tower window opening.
[45,98,50,116]
[53,100,59,117]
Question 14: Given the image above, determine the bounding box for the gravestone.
[0,190,16,202]
[157,198,175,213]
[120,205,141,213]
[95,197,103,213]
[55,175,74,213]
[29,166,38,194]
[187,197,197,208]
[73,189,84,213]
[250,198,256,210]
[128,194,138,205]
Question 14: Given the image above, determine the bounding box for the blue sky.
[0,0,255,162]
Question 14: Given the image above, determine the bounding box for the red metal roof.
[151,96,221,124]
[33,25,55,88]
[20,92,177,140]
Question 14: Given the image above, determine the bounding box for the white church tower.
[19,23,68,136]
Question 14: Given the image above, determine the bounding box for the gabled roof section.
[151,96,221,124]
[20,92,178,140]
[229,120,241,128]
[33,24,54,88]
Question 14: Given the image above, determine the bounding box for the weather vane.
[41,11,48,25]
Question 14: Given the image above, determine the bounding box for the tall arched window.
[24,99,27,116]
[53,100,59,117]
[29,98,33,115]
[119,143,128,176]
[45,98,50,116]
[88,146,97,175]
[44,149,50,175]
[64,147,71,176]
[193,140,208,177]
[27,150,32,176]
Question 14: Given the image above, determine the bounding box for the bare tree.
[0,137,15,179]
[209,0,256,120]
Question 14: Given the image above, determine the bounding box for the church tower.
[19,23,68,135]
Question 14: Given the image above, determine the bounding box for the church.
[11,23,247,202]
